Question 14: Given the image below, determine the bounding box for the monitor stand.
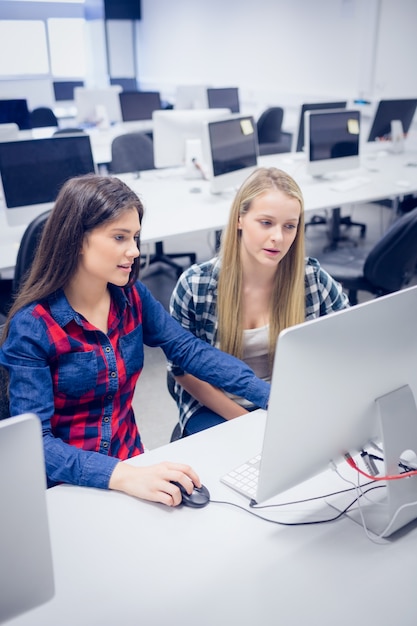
[330,385,417,538]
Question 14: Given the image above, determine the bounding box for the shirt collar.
[47,284,130,328]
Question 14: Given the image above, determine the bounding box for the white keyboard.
[220,454,261,499]
[328,176,370,192]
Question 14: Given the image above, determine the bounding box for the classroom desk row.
[1,146,417,277]
[6,410,417,626]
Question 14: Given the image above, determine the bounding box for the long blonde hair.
[217,167,305,365]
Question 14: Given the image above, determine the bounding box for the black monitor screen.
[0,99,31,130]
[119,91,161,121]
[296,101,347,152]
[208,116,258,176]
[207,88,240,113]
[53,81,85,101]
[367,99,417,141]
[308,110,360,161]
[0,135,95,208]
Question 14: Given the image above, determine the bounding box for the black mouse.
[172,482,210,508]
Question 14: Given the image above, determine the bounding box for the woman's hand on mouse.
[109,461,201,506]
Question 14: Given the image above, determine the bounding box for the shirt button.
[110,371,117,378]
[104,416,110,423]
[107,395,113,400]
[103,442,109,448]
[105,346,111,352]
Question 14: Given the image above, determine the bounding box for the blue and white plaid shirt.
[169,256,349,429]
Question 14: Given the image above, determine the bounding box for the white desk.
[5,411,417,626]
[1,148,417,276]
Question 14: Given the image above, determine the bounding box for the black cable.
[209,484,385,527]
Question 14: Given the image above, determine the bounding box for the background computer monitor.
[294,101,347,152]
[74,85,122,125]
[305,109,361,178]
[0,135,95,225]
[202,115,259,194]
[207,87,240,114]
[119,91,162,122]
[53,80,85,102]
[0,98,31,130]
[152,108,230,169]
[256,285,417,536]
[367,98,417,142]
[110,77,138,92]
[174,85,209,110]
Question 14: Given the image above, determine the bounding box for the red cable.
[344,453,417,481]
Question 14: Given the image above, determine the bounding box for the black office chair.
[322,207,417,305]
[256,107,293,156]
[30,107,58,129]
[110,132,196,278]
[53,127,86,135]
[13,210,52,296]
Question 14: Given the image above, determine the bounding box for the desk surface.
[1,147,417,275]
[5,411,417,626]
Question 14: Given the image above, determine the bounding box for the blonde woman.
[169,167,349,436]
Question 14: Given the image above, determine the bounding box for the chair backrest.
[110,131,155,174]
[256,107,284,143]
[13,210,52,295]
[53,127,86,136]
[364,207,417,293]
[30,107,58,129]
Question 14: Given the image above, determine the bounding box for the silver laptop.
[0,414,55,623]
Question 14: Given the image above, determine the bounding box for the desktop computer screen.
[0,135,95,211]
[294,101,347,152]
[74,85,123,125]
[305,109,361,177]
[0,98,31,130]
[53,81,85,102]
[202,115,259,194]
[207,87,240,114]
[119,91,162,122]
[227,286,417,537]
[152,108,230,169]
[367,98,417,142]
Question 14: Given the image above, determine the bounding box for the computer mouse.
[172,482,210,508]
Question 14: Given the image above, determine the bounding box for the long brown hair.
[217,167,305,364]
[2,174,144,340]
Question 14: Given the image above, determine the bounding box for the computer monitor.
[152,108,230,169]
[237,286,417,537]
[0,122,19,142]
[0,414,55,622]
[119,91,162,122]
[367,98,417,142]
[207,87,240,114]
[74,85,122,126]
[202,115,259,194]
[174,85,209,110]
[0,134,95,226]
[0,98,31,130]
[305,108,361,178]
[53,80,85,102]
[294,101,347,152]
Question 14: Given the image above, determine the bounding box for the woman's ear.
[237,215,242,230]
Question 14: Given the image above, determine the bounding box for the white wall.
[135,0,416,106]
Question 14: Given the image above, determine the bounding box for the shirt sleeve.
[0,312,119,489]
[305,257,350,318]
[138,282,270,410]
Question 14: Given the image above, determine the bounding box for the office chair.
[0,323,9,421]
[110,132,197,278]
[322,207,417,305]
[256,107,293,156]
[30,107,58,129]
[13,210,52,296]
[167,371,182,442]
[53,127,86,135]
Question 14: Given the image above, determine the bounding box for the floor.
[0,201,413,450]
